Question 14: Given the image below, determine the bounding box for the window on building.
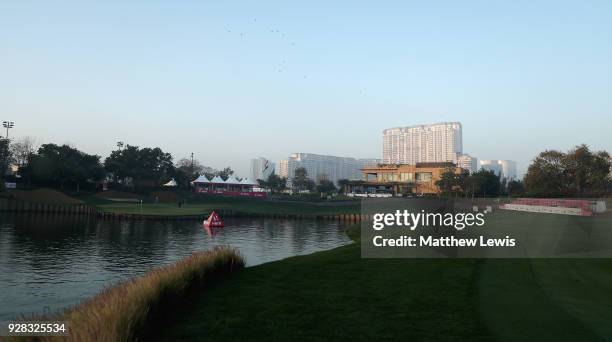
[400,172,414,182]
[416,172,432,182]
[377,173,397,182]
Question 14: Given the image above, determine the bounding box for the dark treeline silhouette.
[436,144,610,198]
[435,168,502,198]
[6,141,234,192]
[524,144,611,197]
[5,140,611,197]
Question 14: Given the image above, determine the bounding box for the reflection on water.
[0,213,350,320]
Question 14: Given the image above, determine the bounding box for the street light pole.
[190,152,194,173]
[2,121,14,140]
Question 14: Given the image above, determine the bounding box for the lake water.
[0,213,351,320]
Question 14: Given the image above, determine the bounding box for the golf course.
[154,218,612,341]
[93,197,360,216]
[2,188,361,217]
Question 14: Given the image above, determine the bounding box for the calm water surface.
[0,213,350,320]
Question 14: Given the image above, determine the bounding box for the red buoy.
[203,211,225,228]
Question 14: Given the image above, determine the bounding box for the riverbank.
[156,225,612,341]
[15,247,244,342]
[1,189,361,220]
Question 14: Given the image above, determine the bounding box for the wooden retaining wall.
[3,199,98,216]
[91,210,368,222]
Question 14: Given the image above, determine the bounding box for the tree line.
[3,137,234,191]
[3,137,610,197]
[436,144,611,198]
[256,167,337,195]
[524,144,610,197]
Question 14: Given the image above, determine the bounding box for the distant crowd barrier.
[499,198,607,216]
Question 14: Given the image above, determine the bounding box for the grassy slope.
[5,188,84,204]
[157,224,612,342]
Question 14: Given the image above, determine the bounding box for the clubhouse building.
[345,162,458,196]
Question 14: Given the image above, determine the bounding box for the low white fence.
[499,204,584,216]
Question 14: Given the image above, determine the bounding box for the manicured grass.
[156,222,612,341]
[95,196,360,216]
[5,188,84,204]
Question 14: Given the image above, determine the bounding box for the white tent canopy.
[191,175,211,184]
[225,176,241,185]
[163,178,177,187]
[210,176,225,184]
[240,178,258,185]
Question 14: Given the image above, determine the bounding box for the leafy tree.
[270,174,288,193]
[104,145,139,184]
[435,167,468,196]
[259,173,287,193]
[104,145,174,187]
[176,158,204,177]
[469,169,501,198]
[337,179,350,194]
[216,167,234,181]
[500,178,508,195]
[563,144,610,193]
[0,138,11,178]
[524,145,610,196]
[507,180,525,197]
[303,179,316,192]
[174,158,212,187]
[524,150,566,196]
[292,167,311,191]
[26,143,105,190]
[10,136,36,168]
[316,179,337,194]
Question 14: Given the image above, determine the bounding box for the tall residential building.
[277,159,289,178]
[457,154,478,173]
[383,122,462,164]
[358,158,382,169]
[480,160,517,180]
[282,153,377,186]
[250,157,275,181]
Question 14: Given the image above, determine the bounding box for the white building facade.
[277,159,289,178]
[281,153,378,186]
[457,154,478,173]
[250,157,275,181]
[358,158,382,169]
[480,160,517,180]
[383,122,463,164]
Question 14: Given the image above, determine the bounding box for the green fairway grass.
[95,196,360,216]
[156,220,612,341]
[5,188,84,204]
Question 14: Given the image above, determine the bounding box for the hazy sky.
[2,1,611,177]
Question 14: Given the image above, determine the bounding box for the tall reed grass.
[19,246,244,342]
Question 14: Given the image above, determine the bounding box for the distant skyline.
[2,1,611,177]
